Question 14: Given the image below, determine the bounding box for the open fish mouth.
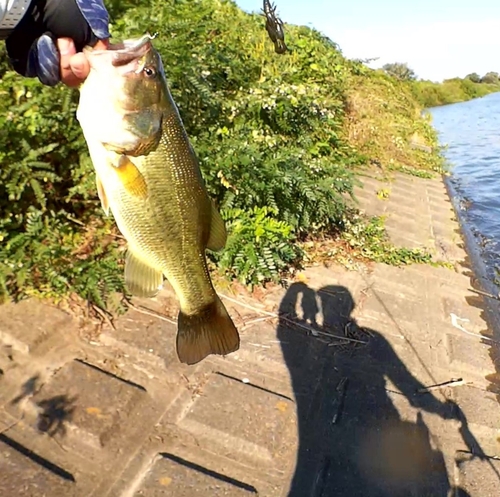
[83,34,158,67]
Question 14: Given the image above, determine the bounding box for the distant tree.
[382,62,417,81]
[465,73,481,83]
[480,72,500,84]
[353,56,380,65]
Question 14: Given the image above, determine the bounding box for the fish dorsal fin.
[125,250,164,298]
[206,202,227,252]
[95,173,110,216]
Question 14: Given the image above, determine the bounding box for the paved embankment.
[1,171,499,496]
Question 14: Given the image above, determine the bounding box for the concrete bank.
[1,171,499,496]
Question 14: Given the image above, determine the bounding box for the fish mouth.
[83,34,157,68]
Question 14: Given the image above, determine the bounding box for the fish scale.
[110,112,218,311]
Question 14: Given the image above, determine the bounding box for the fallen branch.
[247,343,271,349]
[328,341,351,347]
[219,293,276,317]
[125,301,177,325]
[241,316,277,330]
[417,378,465,394]
[470,288,500,302]
[91,303,116,331]
[219,292,367,344]
[456,449,500,461]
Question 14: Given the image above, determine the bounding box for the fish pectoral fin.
[114,155,148,199]
[95,173,110,216]
[176,295,240,365]
[124,250,164,298]
[206,202,227,252]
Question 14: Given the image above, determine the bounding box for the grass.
[344,67,445,177]
[301,214,435,271]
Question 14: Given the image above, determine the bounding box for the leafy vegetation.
[342,215,433,266]
[411,77,500,108]
[345,63,444,175]
[479,72,499,85]
[0,70,125,305]
[0,0,445,307]
[299,213,434,272]
[215,206,304,287]
[381,62,500,108]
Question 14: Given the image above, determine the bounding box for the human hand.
[56,38,109,87]
[4,0,109,86]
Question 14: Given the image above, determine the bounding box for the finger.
[68,38,109,85]
[57,37,77,57]
[69,52,90,82]
[57,37,81,86]
[94,39,109,50]
[59,36,110,87]
[73,39,110,83]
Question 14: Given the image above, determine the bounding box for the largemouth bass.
[76,35,240,365]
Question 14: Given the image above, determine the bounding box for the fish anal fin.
[125,250,163,298]
[95,173,109,216]
[115,155,148,199]
[176,295,240,365]
[206,202,227,252]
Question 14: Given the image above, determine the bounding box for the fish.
[262,0,288,54]
[76,35,240,365]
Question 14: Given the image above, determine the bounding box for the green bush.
[214,206,304,287]
[481,72,499,84]
[379,60,500,108]
[0,0,362,304]
[110,0,358,236]
[345,66,444,174]
[343,215,432,266]
[0,0,447,306]
[411,77,500,108]
[0,71,124,305]
[465,73,481,83]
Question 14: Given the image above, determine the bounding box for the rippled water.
[430,92,500,283]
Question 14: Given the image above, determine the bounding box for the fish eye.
[143,66,156,78]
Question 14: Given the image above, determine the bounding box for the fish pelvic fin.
[176,295,240,365]
[125,250,163,298]
[206,201,227,252]
[95,173,110,216]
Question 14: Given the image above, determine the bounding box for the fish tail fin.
[176,295,240,365]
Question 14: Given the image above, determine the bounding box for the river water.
[429,92,500,288]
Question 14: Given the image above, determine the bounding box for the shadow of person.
[278,282,472,497]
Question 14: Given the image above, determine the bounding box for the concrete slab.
[1,172,499,496]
